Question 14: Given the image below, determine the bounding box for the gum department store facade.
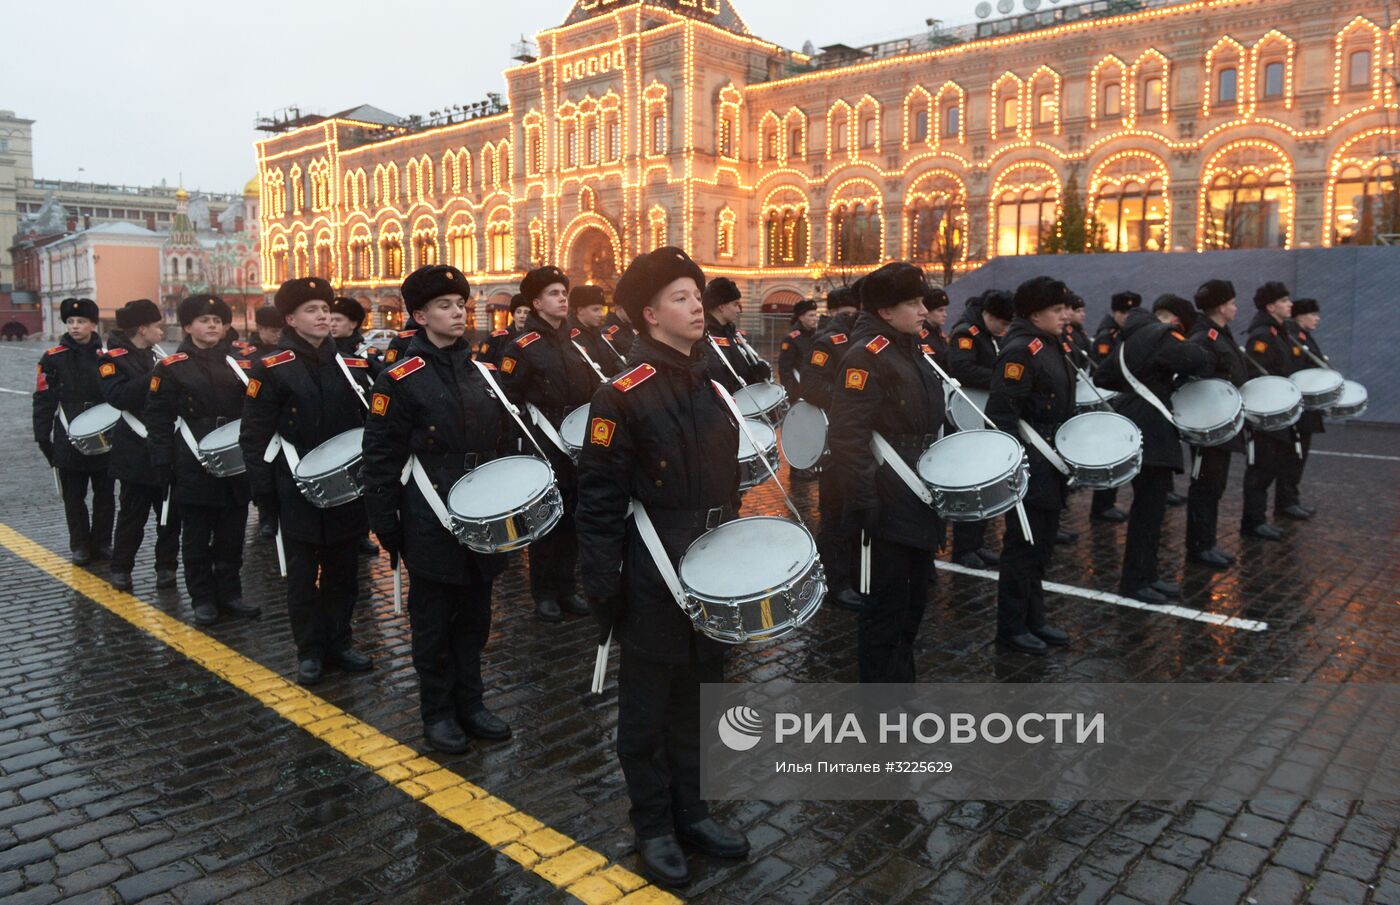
[254,0,1400,330]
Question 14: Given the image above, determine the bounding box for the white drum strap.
[224,356,250,387]
[176,418,201,459]
[601,334,627,366]
[472,361,553,463]
[1240,347,1272,378]
[262,434,300,470]
[1117,345,1176,426]
[56,406,70,438]
[1016,421,1072,477]
[707,335,746,386]
[1074,363,1115,407]
[1299,345,1332,371]
[870,432,934,506]
[403,455,454,532]
[526,403,572,459]
[571,340,609,385]
[152,343,169,359]
[921,351,997,431]
[629,500,689,610]
[710,380,806,526]
[735,334,763,367]
[120,411,148,439]
[333,353,370,409]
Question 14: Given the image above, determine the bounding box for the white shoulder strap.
[224,355,250,387]
[629,499,689,609]
[710,379,806,526]
[1117,343,1176,425]
[869,431,934,506]
[571,339,609,384]
[706,334,746,386]
[334,353,370,409]
[472,360,552,463]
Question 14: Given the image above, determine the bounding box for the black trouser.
[1091,487,1119,515]
[817,468,857,592]
[1121,465,1172,592]
[528,488,577,602]
[858,540,929,682]
[112,481,180,573]
[617,647,723,839]
[407,571,492,725]
[256,499,278,533]
[1186,446,1232,555]
[1242,433,1299,529]
[951,520,989,559]
[178,502,246,607]
[59,469,115,554]
[997,505,1060,637]
[1276,432,1313,511]
[285,539,358,661]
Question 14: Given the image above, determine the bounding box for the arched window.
[1201,143,1293,249]
[481,144,496,191]
[446,216,478,273]
[1334,17,1383,103]
[289,164,304,214]
[292,234,308,278]
[784,108,807,161]
[855,96,880,152]
[760,112,781,164]
[904,88,932,148]
[412,219,438,268]
[1331,162,1397,244]
[1092,154,1170,252]
[379,223,405,279]
[1089,56,1125,127]
[645,82,669,157]
[762,188,810,267]
[270,234,288,283]
[524,114,544,176]
[716,85,741,160]
[829,181,883,266]
[266,170,286,219]
[1028,67,1061,135]
[828,101,850,155]
[348,225,371,280]
[1203,37,1246,116]
[906,172,968,270]
[991,74,1023,138]
[649,206,668,250]
[602,95,622,162]
[486,208,514,273]
[992,164,1060,257]
[528,219,546,265]
[717,206,736,258]
[314,230,334,279]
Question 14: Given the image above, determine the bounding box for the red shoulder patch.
[1062,342,1073,354]
[397,329,418,339]
[105,347,129,358]
[1298,331,1308,341]
[1208,328,1219,341]
[1029,338,1044,355]
[570,328,581,339]
[515,331,541,349]
[1097,342,1111,355]
[922,344,935,355]
[865,335,890,355]
[1171,331,1186,342]
[236,358,252,369]
[612,363,657,393]
[789,329,801,338]
[920,328,929,339]
[713,336,731,347]
[388,356,426,381]
[160,353,188,366]
[605,325,619,336]
[1269,326,1278,336]
[491,328,508,337]
[342,358,370,368]
[968,326,980,336]
[261,350,295,368]
[46,345,67,356]
[829,333,848,345]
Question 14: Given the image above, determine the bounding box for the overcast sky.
[3,0,972,193]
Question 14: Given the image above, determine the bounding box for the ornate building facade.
[254,0,1400,321]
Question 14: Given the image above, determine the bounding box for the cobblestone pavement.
[0,341,1396,905]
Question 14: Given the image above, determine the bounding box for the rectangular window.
[565,128,576,167]
[608,121,621,160]
[834,120,847,150]
[651,113,667,154]
[861,117,877,148]
[1036,92,1053,125]
[766,130,779,161]
[587,126,598,165]
[943,105,959,138]
[1001,95,1018,130]
[1143,77,1162,112]
[1217,67,1237,104]
[1103,82,1121,117]
[1350,50,1371,88]
[1263,61,1284,98]
[790,127,802,157]
[914,110,929,141]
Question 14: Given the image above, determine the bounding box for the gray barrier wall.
[947,247,1399,424]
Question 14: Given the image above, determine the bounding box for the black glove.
[39,441,54,466]
[752,361,772,382]
[375,526,403,559]
[589,593,625,643]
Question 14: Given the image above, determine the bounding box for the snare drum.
[947,388,990,433]
[559,405,590,463]
[916,430,1029,521]
[778,401,828,472]
[737,419,779,491]
[1290,368,1345,411]
[446,456,563,553]
[293,428,365,509]
[733,381,789,427]
[1171,379,1244,447]
[677,516,826,644]
[1074,374,1118,414]
[196,421,246,477]
[1241,377,1303,431]
[1328,380,1368,419]
[66,404,121,456]
[1054,412,1142,490]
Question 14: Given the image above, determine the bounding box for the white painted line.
[1311,450,1400,463]
[938,560,1269,632]
[0,388,28,396]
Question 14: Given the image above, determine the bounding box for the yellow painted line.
[0,523,681,905]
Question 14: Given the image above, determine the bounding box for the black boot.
[677,818,749,858]
[637,835,690,887]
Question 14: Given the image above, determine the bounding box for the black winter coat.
[1188,316,1250,453]
[1287,322,1328,436]
[97,332,161,485]
[987,319,1076,511]
[798,311,859,411]
[1091,314,1122,365]
[1244,309,1304,442]
[946,302,1001,390]
[703,316,770,392]
[1094,308,1212,472]
[239,333,373,544]
[32,332,109,473]
[359,333,513,586]
[145,338,251,508]
[777,325,816,399]
[828,313,945,551]
[576,335,740,665]
[568,318,623,378]
[602,313,637,359]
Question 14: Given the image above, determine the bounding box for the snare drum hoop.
[929,464,1029,519]
[778,402,829,470]
[1055,413,1143,472]
[917,430,1026,492]
[67,404,122,438]
[1241,377,1303,418]
[684,539,824,643]
[294,430,366,481]
[197,421,244,455]
[735,381,787,417]
[446,458,558,523]
[559,406,590,452]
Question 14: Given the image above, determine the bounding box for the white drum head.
[68,403,121,434]
[679,517,815,600]
[560,405,590,450]
[737,419,777,458]
[1075,374,1113,408]
[948,388,989,432]
[1055,412,1141,467]
[1290,368,1344,396]
[1336,380,1368,408]
[1241,377,1302,416]
[917,430,1022,489]
[296,428,364,478]
[1171,379,1242,431]
[735,382,786,417]
[779,402,827,470]
[447,456,552,518]
[199,420,242,451]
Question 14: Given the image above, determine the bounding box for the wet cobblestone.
[0,342,1397,903]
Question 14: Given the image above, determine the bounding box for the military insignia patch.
[969,326,980,336]
[515,331,541,349]
[714,337,731,347]
[1097,343,1110,356]
[829,333,848,345]
[99,362,116,378]
[35,367,48,392]
[385,349,399,364]
[1004,362,1025,381]
[1029,339,1044,355]
[589,417,617,447]
[570,328,581,339]
[1171,331,1186,342]
[865,335,890,354]
[1208,329,1219,341]
[262,350,295,368]
[371,393,390,416]
[106,347,128,358]
[613,363,657,392]
[148,375,161,392]
[922,344,934,355]
[501,357,517,374]
[810,350,829,367]
[1252,340,1269,353]
[342,358,369,368]
[246,378,261,398]
[844,368,869,391]
[160,353,188,366]
[388,357,426,381]
[781,342,790,351]
[958,337,974,350]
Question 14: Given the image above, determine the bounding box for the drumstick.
[159,486,170,527]
[1191,449,1203,481]
[1015,503,1034,548]
[274,527,287,578]
[392,557,402,615]
[859,531,871,595]
[591,631,612,694]
[52,467,61,499]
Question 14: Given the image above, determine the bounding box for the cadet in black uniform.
[251,306,284,356]
[987,277,1075,656]
[1063,292,1092,370]
[146,295,257,626]
[499,266,596,622]
[945,289,1015,568]
[1185,279,1249,569]
[829,263,945,682]
[478,294,529,367]
[381,327,420,367]
[569,285,623,377]
[921,285,950,362]
[240,278,375,684]
[33,298,116,564]
[100,299,179,590]
[577,247,748,888]
[602,304,637,360]
[701,277,770,392]
[1089,291,1144,522]
[1241,281,1300,539]
[800,287,864,611]
[1094,295,1211,604]
[361,265,515,753]
[328,296,367,353]
[777,299,819,400]
[1280,298,1324,518]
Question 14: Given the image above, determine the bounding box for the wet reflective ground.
[0,344,1396,904]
